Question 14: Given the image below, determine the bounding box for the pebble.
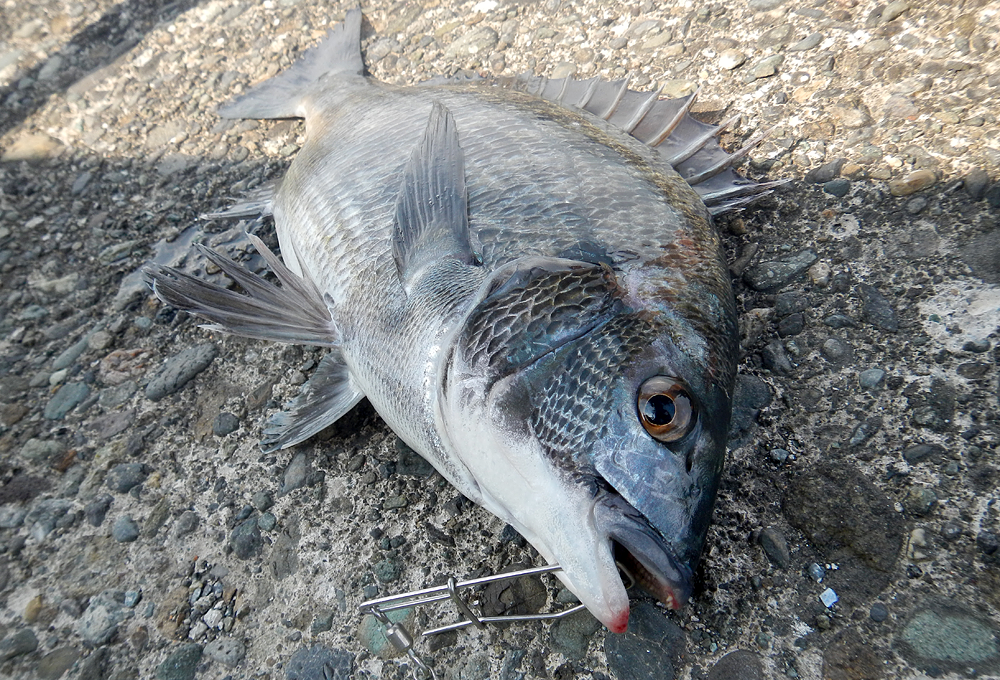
[859,368,886,390]
[808,563,825,581]
[821,337,851,363]
[718,49,746,70]
[0,629,38,660]
[903,487,937,516]
[770,448,789,463]
[941,521,963,541]
[823,178,851,197]
[145,343,218,401]
[156,643,203,680]
[444,26,499,59]
[107,463,151,493]
[823,314,854,329]
[870,602,889,622]
[744,249,817,291]
[757,24,793,48]
[748,55,783,80]
[889,169,937,196]
[26,499,73,540]
[358,607,413,659]
[20,438,66,465]
[883,94,918,119]
[174,510,200,536]
[902,443,944,464]
[373,557,402,583]
[549,610,602,659]
[883,0,910,22]
[762,339,793,375]
[605,602,686,680]
[44,381,91,419]
[252,491,274,511]
[977,530,999,555]
[204,637,246,667]
[258,512,277,531]
[964,168,990,201]
[286,645,354,680]
[788,32,823,52]
[805,158,846,183]
[820,588,839,607]
[230,518,262,559]
[53,333,92,370]
[37,647,81,680]
[706,650,765,680]
[280,452,309,495]
[112,515,141,542]
[0,506,27,529]
[900,606,1000,665]
[77,591,131,644]
[758,527,790,568]
[906,196,928,214]
[774,292,808,317]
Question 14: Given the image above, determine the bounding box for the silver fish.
[146,9,775,633]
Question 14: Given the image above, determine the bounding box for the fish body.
[148,9,770,633]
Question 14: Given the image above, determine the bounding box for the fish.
[145,8,777,633]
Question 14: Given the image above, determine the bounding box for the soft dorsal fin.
[218,8,364,120]
[483,73,784,214]
[392,102,478,292]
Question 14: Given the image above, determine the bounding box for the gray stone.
[550,609,601,659]
[900,605,999,666]
[258,512,277,531]
[311,611,335,634]
[743,249,818,291]
[774,293,808,317]
[750,54,784,80]
[605,602,686,680]
[758,527,790,568]
[174,510,200,536]
[77,591,131,644]
[230,518,262,559]
[106,463,151,493]
[205,637,245,667]
[823,314,855,329]
[805,158,846,183]
[823,178,851,197]
[20,438,66,465]
[156,643,203,680]
[0,506,27,529]
[112,515,140,542]
[444,26,499,59]
[977,531,999,555]
[821,337,852,363]
[960,230,1000,283]
[788,32,823,52]
[285,645,354,680]
[212,412,240,436]
[52,333,91,370]
[373,557,402,583]
[44,381,91,419]
[903,443,944,464]
[729,375,772,440]
[252,491,274,511]
[280,452,309,495]
[748,0,786,11]
[25,498,73,540]
[870,602,889,622]
[757,24,793,48]
[707,650,765,680]
[37,646,81,680]
[859,284,898,331]
[145,343,217,401]
[762,339,793,375]
[903,487,937,516]
[396,439,435,476]
[0,628,38,660]
[859,368,886,390]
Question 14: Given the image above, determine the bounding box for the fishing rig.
[359,563,601,680]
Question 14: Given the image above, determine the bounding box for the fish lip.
[593,486,693,610]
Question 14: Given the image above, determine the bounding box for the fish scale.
[146,8,772,634]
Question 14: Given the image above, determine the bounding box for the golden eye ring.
[637,376,695,443]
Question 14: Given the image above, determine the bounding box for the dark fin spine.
[662,114,737,168]
[218,8,364,119]
[622,88,661,134]
[261,351,364,451]
[392,102,476,291]
[145,236,338,347]
[598,77,631,120]
[644,88,698,147]
[686,128,770,186]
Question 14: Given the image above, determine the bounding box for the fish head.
[441,255,736,632]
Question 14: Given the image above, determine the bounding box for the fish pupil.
[643,395,676,425]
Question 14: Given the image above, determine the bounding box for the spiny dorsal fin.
[218,8,364,120]
[392,101,478,292]
[144,234,339,347]
[261,351,364,451]
[487,73,777,213]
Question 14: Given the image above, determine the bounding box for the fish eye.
[637,376,694,443]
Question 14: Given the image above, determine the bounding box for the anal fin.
[262,351,364,451]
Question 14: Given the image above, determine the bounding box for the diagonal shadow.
[0,0,202,139]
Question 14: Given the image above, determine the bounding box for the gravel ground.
[0,0,999,679]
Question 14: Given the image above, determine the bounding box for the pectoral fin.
[392,102,478,292]
[262,351,365,451]
[145,234,338,347]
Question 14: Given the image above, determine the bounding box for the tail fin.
[218,8,364,120]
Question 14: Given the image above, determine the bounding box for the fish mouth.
[593,486,693,611]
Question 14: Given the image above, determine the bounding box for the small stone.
[870,602,889,622]
[889,169,937,196]
[230,518,262,559]
[551,610,602,660]
[757,24,793,48]
[902,443,944,464]
[156,643,202,680]
[805,158,847,183]
[112,515,141,542]
[941,521,963,541]
[358,608,413,659]
[252,491,274,511]
[444,26,498,59]
[859,368,886,390]
[964,168,990,201]
[862,38,891,53]
[77,591,131,645]
[1,134,63,162]
[145,343,218,401]
[883,1,910,22]
[808,563,825,581]
[311,611,335,634]
[859,284,898,332]
[977,530,999,555]
[823,314,855,329]
[906,197,928,214]
[373,557,402,583]
[204,637,245,667]
[823,178,851,197]
[770,448,789,463]
[107,463,151,493]
[718,49,746,70]
[280,452,309,495]
[286,645,354,680]
[758,527,790,568]
[174,510,200,536]
[37,647,80,679]
[0,629,38,660]
[762,339,793,375]
[257,512,277,531]
[744,249,818,291]
[749,55,784,80]
[212,412,239,436]
[44,381,91,419]
[903,487,937,516]
[821,337,851,362]
[20,438,66,465]
[777,313,804,337]
[820,588,839,607]
[900,606,1000,666]
[706,650,765,680]
[788,32,823,52]
[962,338,991,353]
